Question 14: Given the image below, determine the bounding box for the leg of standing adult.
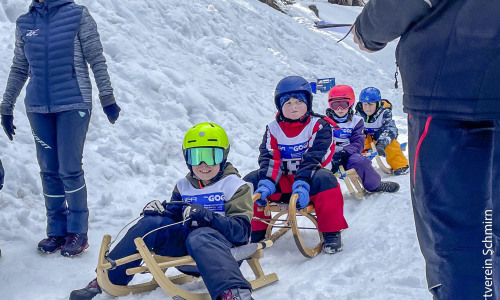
[408,115,495,299]
[186,227,252,299]
[492,121,500,297]
[27,112,66,237]
[56,109,91,234]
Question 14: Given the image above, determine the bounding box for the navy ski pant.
[107,215,251,299]
[408,116,499,299]
[27,110,90,236]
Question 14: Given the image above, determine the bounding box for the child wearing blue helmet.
[244,76,348,254]
[355,87,409,175]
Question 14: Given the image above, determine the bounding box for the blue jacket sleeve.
[1,23,29,115]
[343,118,365,154]
[354,0,435,51]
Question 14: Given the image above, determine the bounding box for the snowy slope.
[0,0,429,299]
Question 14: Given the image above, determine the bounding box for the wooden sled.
[96,235,278,300]
[254,193,323,258]
[337,165,366,199]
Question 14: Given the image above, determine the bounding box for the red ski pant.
[245,169,348,233]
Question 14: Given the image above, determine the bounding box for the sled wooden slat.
[253,193,323,258]
[96,234,278,299]
[339,165,366,199]
[370,142,393,174]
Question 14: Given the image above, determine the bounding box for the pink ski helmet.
[328,85,355,108]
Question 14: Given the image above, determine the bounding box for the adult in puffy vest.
[0,0,121,257]
[352,0,500,298]
[70,123,254,300]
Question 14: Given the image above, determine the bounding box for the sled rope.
[108,215,143,248]
[142,218,192,240]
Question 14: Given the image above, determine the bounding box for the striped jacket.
[1,0,115,115]
[258,114,336,184]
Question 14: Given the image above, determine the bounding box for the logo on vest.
[26,29,40,37]
[79,111,86,118]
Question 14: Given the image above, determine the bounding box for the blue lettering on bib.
[277,141,309,159]
[182,193,225,213]
[334,128,353,139]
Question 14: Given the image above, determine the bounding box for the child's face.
[362,102,378,116]
[192,162,220,181]
[333,107,348,117]
[282,97,307,120]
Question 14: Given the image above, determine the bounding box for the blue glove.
[182,204,214,227]
[1,115,16,141]
[292,180,311,210]
[103,103,121,124]
[254,179,276,207]
[141,200,166,216]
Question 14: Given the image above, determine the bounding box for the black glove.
[1,115,16,141]
[331,150,349,173]
[141,200,166,216]
[376,138,390,157]
[182,204,214,227]
[103,103,121,124]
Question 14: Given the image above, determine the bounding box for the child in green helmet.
[70,123,254,300]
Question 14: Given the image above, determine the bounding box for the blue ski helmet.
[274,76,313,112]
[359,87,382,103]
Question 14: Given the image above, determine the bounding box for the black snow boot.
[372,181,400,193]
[37,236,66,253]
[70,278,102,300]
[61,233,88,257]
[322,231,342,254]
[393,166,409,176]
[217,287,253,300]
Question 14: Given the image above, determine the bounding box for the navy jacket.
[1,0,115,115]
[355,0,500,120]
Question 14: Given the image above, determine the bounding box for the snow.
[0,0,429,299]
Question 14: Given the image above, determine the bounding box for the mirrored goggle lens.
[329,100,350,110]
[185,147,224,166]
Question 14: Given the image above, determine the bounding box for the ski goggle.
[329,100,350,110]
[184,147,224,166]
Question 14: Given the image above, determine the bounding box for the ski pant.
[245,169,348,233]
[107,215,251,299]
[365,134,409,170]
[344,153,381,192]
[27,110,90,236]
[408,115,499,299]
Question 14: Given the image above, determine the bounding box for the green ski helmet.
[183,122,230,166]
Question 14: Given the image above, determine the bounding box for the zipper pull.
[394,62,399,89]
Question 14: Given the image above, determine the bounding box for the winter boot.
[217,288,252,300]
[371,181,400,193]
[251,230,266,243]
[37,236,66,253]
[69,278,102,300]
[61,233,88,257]
[393,166,409,176]
[322,231,342,254]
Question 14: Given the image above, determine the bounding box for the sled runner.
[96,235,278,299]
[337,165,366,199]
[367,142,408,175]
[253,193,323,258]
